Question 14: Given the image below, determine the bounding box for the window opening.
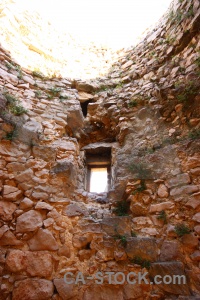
[83,145,112,193]
[89,167,108,193]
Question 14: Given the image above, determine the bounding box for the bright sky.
[90,168,108,193]
[17,0,172,48]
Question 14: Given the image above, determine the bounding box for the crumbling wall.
[0,0,200,299]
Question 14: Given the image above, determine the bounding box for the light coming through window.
[89,167,108,193]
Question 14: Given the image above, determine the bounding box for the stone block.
[12,279,54,300]
[28,228,58,251]
[16,210,43,232]
[54,279,77,300]
[0,201,16,221]
[149,262,189,295]
[101,216,131,236]
[126,237,158,261]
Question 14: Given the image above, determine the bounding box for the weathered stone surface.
[12,278,54,300]
[133,217,153,225]
[150,201,174,213]
[0,225,9,238]
[123,283,147,299]
[6,249,25,272]
[186,193,200,209]
[32,146,56,161]
[58,245,71,257]
[35,202,53,210]
[32,191,49,200]
[83,285,123,300]
[0,201,16,221]
[19,197,34,209]
[0,68,18,85]
[194,225,200,235]
[54,279,77,300]
[75,81,95,92]
[114,249,127,261]
[181,233,199,249]
[72,233,93,249]
[6,249,53,277]
[15,169,34,183]
[101,216,131,236]
[16,210,43,232]
[192,213,200,223]
[23,75,35,85]
[0,143,24,157]
[126,237,158,261]
[170,185,199,197]
[63,203,87,217]
[141,227,158,236]
[160,241,181,261]
[78,249,93,261]
[166,173,191,188]
[3,185,22,201]
[157,184,169,198]
[78,91,93,102]
[43,218,54,227]
[149,262,189,295]
[130,202,148,216]
[0,230,23,246]
[28,228,58,251]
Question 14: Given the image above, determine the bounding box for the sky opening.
[1,0,172,78]
[15,0,172,49]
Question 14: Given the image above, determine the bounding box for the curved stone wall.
[0,0,200,299]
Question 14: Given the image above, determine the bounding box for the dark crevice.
[80,100,93,117]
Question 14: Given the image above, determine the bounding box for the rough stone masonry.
[0,0,200,299]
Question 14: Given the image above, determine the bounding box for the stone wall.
[0,0,200,299]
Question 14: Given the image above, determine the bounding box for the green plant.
[165,35,176,45]
[3,129,17,141]
[113,233,127,248]
[185,6,194,18]
[157,210,167,224]
[15,65,23,79]
[131,256,151,269]
[17,70,23,79]
[175,223,190,237]
[179,66,185,73]
[49,87,61,96]
[131,230,137,237]
[59,95,69,102]
[47,94,53,99]
[195,56,200,68]
[32,70,45,79]
[146,147,155,154]
[115,82,124,89]
[168,8,182,23]
[128,99,138,108]
[3,93,27,116]
[10,104,27,116]
[113,200,129,216]
[35,90,42,97]
[5,61,14,70]
[162,136,177,146]
[4,93,18,104]
[132,180,146,195]
[129,162,152,179]
[176,81,198,104]
[188,129,200,140]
